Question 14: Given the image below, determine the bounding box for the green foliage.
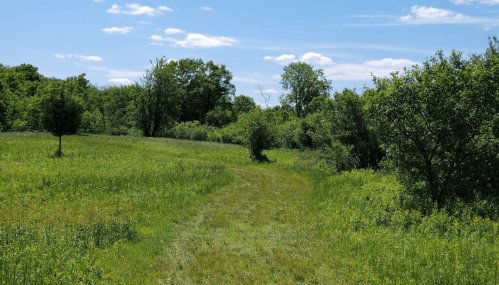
[137,59,178,137]
[233,94,256,115]
[312,169,499,283]
[40,81,83,154]
[279,62,332,118]
[79,109,105,134]
[365,42,499,210]
[11,118,27,132]
[244,109,275,161]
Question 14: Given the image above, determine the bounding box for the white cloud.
[54,54,65,58]
[264,52,333,66]
[150,34,176,42]
[94,0,104,2]
[108,78,134,85]
[452,0,499,4]
[107,4,121,14]
[364,58,418,67]
[158,6,173,12]
[200,7,213,11]
[264,54,296,65]
[107,4,172,16]
[140,21,152,24]
[149,42,164,46]
[323,58,419,81]
[400,6,472,24]
[300,52,334,65]
[102,26,133,34]
[165,28,185,34]
[253,89,279,94]
[75,55,103,62]
[174,33,237,48]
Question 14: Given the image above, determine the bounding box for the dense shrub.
[244,109,275,161]
[365,44,499,211]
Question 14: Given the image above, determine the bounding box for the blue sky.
[1,0,499,106]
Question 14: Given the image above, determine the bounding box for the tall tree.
[41,81,83,156]
[279,62,332,118]
[175,59,235,123]
[137,58,178,137]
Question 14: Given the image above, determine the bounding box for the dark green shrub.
[245,110,275,162]
[190,127,209,141]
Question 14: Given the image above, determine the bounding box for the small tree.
[245,109,274,162]
[41,82,83,157]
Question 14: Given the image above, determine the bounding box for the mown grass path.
[157,165,341,284]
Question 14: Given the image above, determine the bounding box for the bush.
[365,45,499,211]
[245,110,275,161]
[12,119,27,132]
[80,109,105,134]
[277,119,300,149]
[190,127,209,141]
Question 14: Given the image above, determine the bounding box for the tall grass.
[311,169,499,284]
[0,133,234,283]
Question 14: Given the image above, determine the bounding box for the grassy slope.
[2,133,499,284]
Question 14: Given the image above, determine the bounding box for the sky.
[2,0,499,106]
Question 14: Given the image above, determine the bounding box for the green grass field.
[1,133,499,284]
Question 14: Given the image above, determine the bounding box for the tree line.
[1,37,499,216]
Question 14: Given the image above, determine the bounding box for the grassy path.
[157,165,341,284]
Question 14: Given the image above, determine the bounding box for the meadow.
[1,133,499,284]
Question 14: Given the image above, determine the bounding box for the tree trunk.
[59,136,62,154]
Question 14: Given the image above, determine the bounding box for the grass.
[311,169,499,284]
[1,132,498,284]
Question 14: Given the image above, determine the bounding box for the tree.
[279,62,332,118]
[41,81,83,157]
[137,58,178,137]
[365,42,499,210]
[233,95,256,115]
[136,58,235,137]
[175,59,235,123]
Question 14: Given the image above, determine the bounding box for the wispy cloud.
[54,54,66,58]
[264,52,333,66]
[175,34,237,48]
[74,63,144,80]
[149,42,164,46]
[165,28,185,34]
[75,55,102,62]
[253,89,279,94]
[151,33,237,48]
[108,78,134,85]
[323,58,419,81]
[107,4,172,16]
[102,26,133,34]
[150,34,176,42]
[200,7,213,11]
[140,21,152,24]
[353,5,499,28]
[451,0,499,5]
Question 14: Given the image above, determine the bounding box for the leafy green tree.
[233,95,256,115]
[279,62,332,118]
[137,58,178,137]
[41,81,83,157]
[175,59,235,123]
[365,43,499,210]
